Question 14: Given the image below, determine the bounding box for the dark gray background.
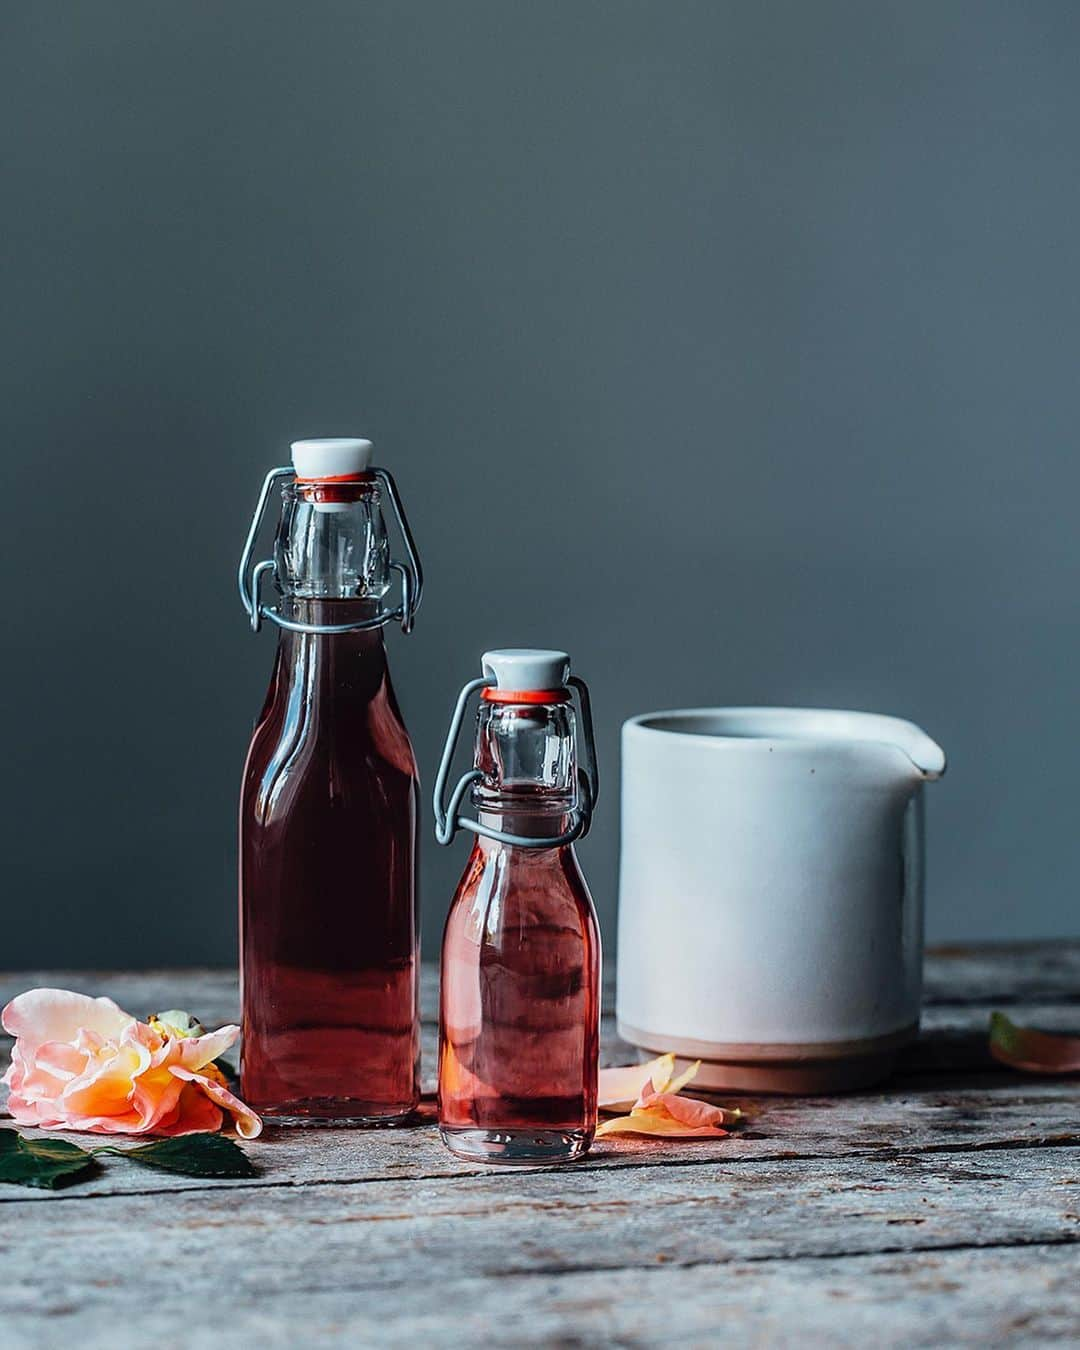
[2,2,1077,969]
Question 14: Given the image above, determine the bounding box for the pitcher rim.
[623,706,946,779]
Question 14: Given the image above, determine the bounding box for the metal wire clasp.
[433,676,599,849]
[237,465,423,635]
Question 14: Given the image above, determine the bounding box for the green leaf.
[114,1134,257,1178]
[0,1129,96,1190]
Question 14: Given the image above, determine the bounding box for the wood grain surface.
[1,945,1078,1347]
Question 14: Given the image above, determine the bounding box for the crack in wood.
[3,1131,1078,1205]
[479,1230,1080,1283]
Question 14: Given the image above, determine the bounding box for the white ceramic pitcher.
[616,708,946,1093]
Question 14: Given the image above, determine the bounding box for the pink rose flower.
[2,989,262,1138]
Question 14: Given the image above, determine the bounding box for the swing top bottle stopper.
[238,438,423,635]
[433,648,599,850]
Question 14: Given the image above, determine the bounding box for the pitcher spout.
[886,717,947,781]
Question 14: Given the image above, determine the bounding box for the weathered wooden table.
[2,945,1079,1347]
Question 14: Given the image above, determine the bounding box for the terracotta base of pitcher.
[616,1020,918,1095]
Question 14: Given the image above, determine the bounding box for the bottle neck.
[471,696,577,842]
[268,600,391,707]
[274,476,390,601]
[279,595,388,633]
[474,803,576,846]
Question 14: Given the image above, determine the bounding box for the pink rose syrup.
[439,828,600,1151]
[238,442,421,1125]
[435,651,601,1163]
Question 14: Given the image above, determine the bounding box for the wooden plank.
[1,1151,1078,1347]
[7,1247,1077,1350]
[1,989,1076,1084]
[2,959,1077,1203]
[1,953,1078,1347]
[1,965,1078,1202]
[7,1144,1077,1259]
[1,941,1077,1034]
[922,941,1080,1006]
[3,1073,1079,1201]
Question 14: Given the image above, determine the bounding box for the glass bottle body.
[439,832,601,1162]
[239,477,420,1125]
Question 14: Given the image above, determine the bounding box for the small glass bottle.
[237,438,423,1125]
[434,649,601,1164]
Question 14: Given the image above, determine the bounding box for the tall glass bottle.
[434,649,601,1164]
[237,438,423,1125]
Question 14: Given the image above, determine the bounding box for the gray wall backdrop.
[2,2,1077,969]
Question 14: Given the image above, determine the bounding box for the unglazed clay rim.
[616,1020,919,1064]
[682,1056,898,1095]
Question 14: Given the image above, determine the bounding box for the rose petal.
[61,1041,149,1118]
[2,989,132,1053]
[656,1058,701,1098]
[598,1054,675,1110]
[596,1106,729,1139]
[636,1058,703,1109]
[5,1094,70,1129]
[33,1041,86,1082]
[150,1081,226,1136]
[989,1011,1080,1074]
[8,1039,85,1105]
[596,1052,738,1140]
[127,1073,189,1132]
[160,1024,240,1075]
[642,1091,732,1128]
[170,1066,263,1138]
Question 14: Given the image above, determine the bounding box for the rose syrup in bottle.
[238,438,423,1124]
[434,649,601,1163]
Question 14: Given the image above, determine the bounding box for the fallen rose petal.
[660,1060,698,1096]
[597,1054,675,1110]
[635,1058,702,1108]
[597,1083,737,1139]
[989,1011,1080,1074]
[595,1049,739,1140]
[640,1091,732,1128]
[596,1107,729,1139]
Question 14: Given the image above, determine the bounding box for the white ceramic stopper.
[290,438,374,480]
[482,649,570,691]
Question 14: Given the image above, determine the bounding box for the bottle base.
[259,1097,418,1128]
[439,1126,591,1165]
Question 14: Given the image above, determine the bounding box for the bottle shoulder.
[241,645,417,823]
[446,842,599,939]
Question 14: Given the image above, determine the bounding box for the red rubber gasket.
[481,688,571,705]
